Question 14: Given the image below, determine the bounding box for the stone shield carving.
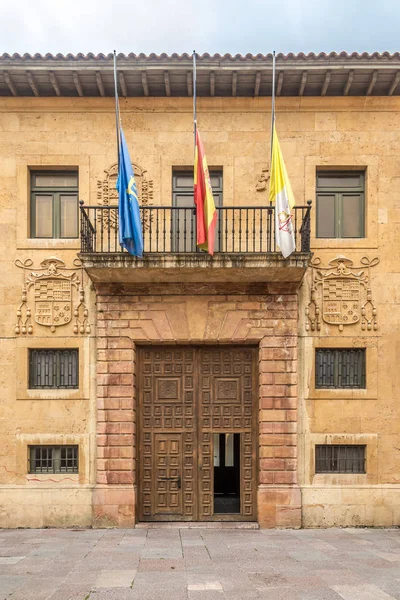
[97,161,153,229]
[255,167,270,191]
[306,256,379,332]
[15,257,90,334]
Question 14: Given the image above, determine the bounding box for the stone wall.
[0,95,400,526]
[93,283,300,527]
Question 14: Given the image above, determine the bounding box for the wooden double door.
[138,346,257,521]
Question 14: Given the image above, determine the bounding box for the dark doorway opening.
[213,433,240,514]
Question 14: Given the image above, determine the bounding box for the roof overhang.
[1,51,400,98]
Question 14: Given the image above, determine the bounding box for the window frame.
[28,445,79,474]
[29,349,79,390]
[316,171,365,239]
[30,170,79,239]
[315,444,366,474]
[172,170,223,252]
[315,348,366,389]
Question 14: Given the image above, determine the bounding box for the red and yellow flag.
[194,129,217,255]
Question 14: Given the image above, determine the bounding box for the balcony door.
[172,171,222,252]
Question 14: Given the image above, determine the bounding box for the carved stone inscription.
[306,256,379,332]
[15,257,90,335]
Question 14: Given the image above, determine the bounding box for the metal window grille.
[29,445,79,474]
[315,445,366,473]
[315,349,366,389]
[29,349,79,389]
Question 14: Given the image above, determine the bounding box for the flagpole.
[193,50,197,150]
[270,50,276,160]
[113,50,121,167]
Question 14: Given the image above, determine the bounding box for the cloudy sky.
[0,0,398,56]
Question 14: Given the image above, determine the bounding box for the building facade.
[0,51,399,528]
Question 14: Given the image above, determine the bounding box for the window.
[30,171,79,238]
[315,445,366,473]
[29,446,79,474]
[172,171,222,251]
[316,171,365,238]
[29,349,79,389]
[315,348,366,389]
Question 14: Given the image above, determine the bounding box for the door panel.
[138,347,256,522]
[154,434,182,515]
[198,348,256,520]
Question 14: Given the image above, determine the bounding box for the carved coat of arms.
[306,256,379,332]
[15,257,90,335]
[255,167,270,191]
[97,161,153,229]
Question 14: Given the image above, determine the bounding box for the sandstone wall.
[0,95,399,526]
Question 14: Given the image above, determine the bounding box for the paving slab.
[1,527,400,599]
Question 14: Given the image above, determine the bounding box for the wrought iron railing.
[79,201,312,255]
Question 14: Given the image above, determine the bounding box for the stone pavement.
[1,527,400,600]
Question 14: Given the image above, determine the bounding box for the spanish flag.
[269,124,296,258]
[194,129,217,255]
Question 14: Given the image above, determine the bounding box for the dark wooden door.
[138,346,256,522]
[198,347,257,521]
[139,348,197,521]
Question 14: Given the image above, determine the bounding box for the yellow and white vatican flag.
[269,124,296,258]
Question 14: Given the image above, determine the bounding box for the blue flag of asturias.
[117,127,143,257]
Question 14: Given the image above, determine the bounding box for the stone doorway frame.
[92,285,301,528]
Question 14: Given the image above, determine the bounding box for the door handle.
[159,476,181,489]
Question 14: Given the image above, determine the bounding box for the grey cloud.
[0,0,399,55]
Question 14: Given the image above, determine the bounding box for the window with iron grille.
[315,445,366,473]
[30,170,79,238]
[315,348,366,389]
[316,171,365,238]
[29,349,79,389]
[29,445,79,474]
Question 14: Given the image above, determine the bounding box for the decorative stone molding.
[306,255,379,332]
[15,257,90,334]
[256,167,270,191]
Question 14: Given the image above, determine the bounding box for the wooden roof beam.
[232,71,237,96]
[119,71,127,97]
[141,71,149,96]
[96,71,105,96]
[344,70,354,96]
[73,71,83,96]
[321,70,331,96]
[388,71,400,95]
[4,71,17,96]
[366,70,378,96]
[277,71,284,96]
[299,71,307,96]
[164,71,171,97]
[26,71,39,96]
[210,70,215,96]
[49,71,61,96]
[186,71,192,96]
[254,71,261,97]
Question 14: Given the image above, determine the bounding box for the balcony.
[79,203,312,284]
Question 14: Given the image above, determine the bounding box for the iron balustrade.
[79,201,312,255]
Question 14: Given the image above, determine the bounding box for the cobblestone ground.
[1,527,400,599]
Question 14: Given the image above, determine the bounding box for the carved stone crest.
[97,162,153,228]
[256,167,270,191]
[306,256,379,332]
[15,257,90,334]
